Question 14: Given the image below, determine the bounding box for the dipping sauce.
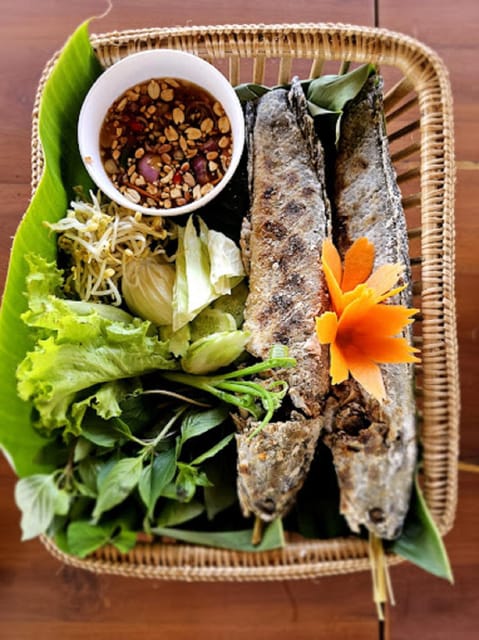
[99,77,233,210]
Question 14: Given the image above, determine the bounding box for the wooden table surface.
[1,1,478,639]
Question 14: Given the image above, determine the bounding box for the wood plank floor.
[1,1,477,638]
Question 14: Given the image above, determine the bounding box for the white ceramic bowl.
[78,49,245,216]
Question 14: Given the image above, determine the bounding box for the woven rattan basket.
[33,22,458,581]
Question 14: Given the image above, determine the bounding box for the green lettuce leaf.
[16,255,177,435]
[172,216,245,331]
[0,22,102,475]
[205,220,245,295]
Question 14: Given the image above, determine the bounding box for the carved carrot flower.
[316,237,420,402]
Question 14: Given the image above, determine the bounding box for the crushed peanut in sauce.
[100,77,233,210]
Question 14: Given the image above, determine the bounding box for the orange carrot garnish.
[316,237,420,402]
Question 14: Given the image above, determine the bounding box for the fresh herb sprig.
[160,345,296,437]
[15,402,239,556]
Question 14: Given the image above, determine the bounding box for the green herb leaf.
[190,433,235,465]
[73,438,92,463]
[0,22,102,476]
[80,417,120,448]
[180,406,229,445]
[111,529,137,554]
[77,457,101,496]
[54,488,71,516]
[92,457,143,522]
[152,518,285,552]
[138,449,177,516]
[156,499,204,527]
[67,521,111,558]
[307,64,375,145]
[391,477,454,582]
[14,474,59,540]
[174,464,205,502]
[203,457,237,520]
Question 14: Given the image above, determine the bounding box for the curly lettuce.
[16,255,178,435]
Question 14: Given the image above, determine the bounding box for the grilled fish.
[236,416,323,520]
[241,78,331,416]
[235,78,331,522]
[323,74,417,540]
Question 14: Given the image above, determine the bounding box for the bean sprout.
[46,191,176,304]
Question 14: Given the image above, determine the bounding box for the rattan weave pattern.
[32,22,458,580]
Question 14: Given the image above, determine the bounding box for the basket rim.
[28,21,458,580]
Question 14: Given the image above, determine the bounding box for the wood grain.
[1,1,478,639]
[379,1,479,636]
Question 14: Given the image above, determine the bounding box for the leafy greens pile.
[0,22,451,580]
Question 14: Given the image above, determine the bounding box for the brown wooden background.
[1,1,478,638]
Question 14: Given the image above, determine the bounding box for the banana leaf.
[0,22,102,476]
[390,476,454,582]
[152,517,284,552]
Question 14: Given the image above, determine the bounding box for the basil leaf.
[193,470,212,487]
[138,449,176,516]
[110,417,134,440]
[190,433,235,465]
[152,518,285,552]
[180,406,229,445]
[78,457,101,496]
[81,418,119,448]
[175,464,202,502]
[33,440,70,468]
[203,457,237,520]
[67,521,111,558]
[96,457,120,488]
[54,488,71,516]
[74,481,97,499]
[391,477,453,582]
[111,529,137,554]
[14,474,59,540]
[156,499,204,527]
[73,437,92,462]
[119,393,158,434]
[92,457,143,521]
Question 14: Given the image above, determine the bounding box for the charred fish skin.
[242,79,331,418]
[235,79,332,522]
[235,417,322,521]
[334,75,411,281]
[324,74,417,540]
